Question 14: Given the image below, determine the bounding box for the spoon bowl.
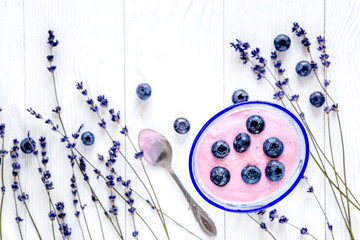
[138,129,173,169]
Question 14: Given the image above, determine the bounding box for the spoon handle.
[168,169,217,236]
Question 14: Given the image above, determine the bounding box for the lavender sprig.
[70,175,86,240]
[292,24,353,238]
[10,138,42,239]
[46,31,67,139]
[230,39,250,64]
[268,209,318,239]
[55,202,72,239]
[100,143,133,238]
[0,123,7,240]
[91,194,105,240]
[317,36,331,68]
[65,130,93,240]
[246,213,276,240]
[292,22,311,50]
[10,140,24,240]
[302,176,334,239]
[44,31,122,239]
[108,193,125,239]
[35,137,62,240]
[69,128,92,235]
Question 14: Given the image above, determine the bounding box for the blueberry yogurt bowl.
[189,101,309,212]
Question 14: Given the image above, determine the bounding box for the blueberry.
[136,83,152,100]
[265,160,285,181]
[20,138,36,154]
[233,133,251,153]
[246,115,265,134]
[241,165,261,184]
[211,140,230,158]
[210,166,231,186]
[81,131,95,146]
[232,89,249,104]
[263,137,284,158]
[274,34,291,52]
[295,61,312,77]
[173,117,190,134]
[309,91,325,108]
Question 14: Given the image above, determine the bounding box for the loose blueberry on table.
[274,34,291,52]
[232,89,249,104]
[136,83,152,100]
[173,117,190,134]
[210,166,231,186]
[233,132,251,153]
[241,165,261,184]
[265,160,285,181]
[81,131,95,146]
[309,91,325,108]
[20,137,36,154]
[263,137,284,158]
[295,60,312,77]
[246,115,265,134]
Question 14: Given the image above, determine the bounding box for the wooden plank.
[325,0,360,239]
[124,0,225,239]
[0,0,26,239]
[22,0,125,239]
[224,0,327,239]
[0,0,358,239]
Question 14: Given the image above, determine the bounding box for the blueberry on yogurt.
[241,165,261,184]
[246,115,265,134]
[210,166,231,186]
[265,160,285,181]
[263,137,284,158]
[233,133,251,153]
[211,140,230,158]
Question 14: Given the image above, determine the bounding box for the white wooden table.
[0,0,359,239]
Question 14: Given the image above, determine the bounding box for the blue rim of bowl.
[189,101,310,213]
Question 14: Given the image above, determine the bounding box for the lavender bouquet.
[0,30,205,240]
[230,22,358,239]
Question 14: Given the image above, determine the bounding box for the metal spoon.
[138,129,217,236]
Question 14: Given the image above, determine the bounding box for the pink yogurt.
[195,108,299,203]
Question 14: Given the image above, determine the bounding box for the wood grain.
[0,0,358,239]
[325,0,360,239]
[224,0,329,239]
[124,0,225,238]
[0,0,26,239]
